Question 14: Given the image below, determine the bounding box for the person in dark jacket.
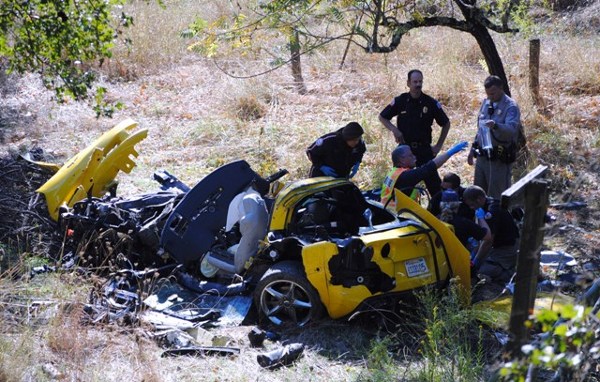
[462,185,520,283]
[307,122,366,179]
[438,189,491,260]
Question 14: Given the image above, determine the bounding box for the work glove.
[446,141,469,157]
[349,162,360,179]
[475,208,486,220]
[319,165,338,177]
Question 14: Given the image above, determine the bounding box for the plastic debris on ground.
[142,279,252,327]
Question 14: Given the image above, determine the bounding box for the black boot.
[256,343,304,369]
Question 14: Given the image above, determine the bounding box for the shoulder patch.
[436,101,443,109]
[315,138,324,146]
[390,98,396,106]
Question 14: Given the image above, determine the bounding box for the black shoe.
[257,343,304,369]
[248,327,266,347]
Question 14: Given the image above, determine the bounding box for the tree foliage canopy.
[0,0,133,116]
[185,0,542,92]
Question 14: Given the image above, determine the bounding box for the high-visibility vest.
[380,167,419,210]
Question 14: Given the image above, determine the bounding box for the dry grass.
[1,2,599,381]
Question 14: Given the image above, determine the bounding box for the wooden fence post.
[506,180,549,356]
[500,165,549,357]
[529,39,541,107]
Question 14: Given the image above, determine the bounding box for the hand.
[475,208,486,219]
[320,165,338,177]
[467,150,474,166]
[394,132,404,145]
[446,141,469,156]
[349,162,360,179]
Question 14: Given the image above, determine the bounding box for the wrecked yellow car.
[38,120,470,327]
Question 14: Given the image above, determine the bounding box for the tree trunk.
[290,30,307,95]
[469,25,511,97]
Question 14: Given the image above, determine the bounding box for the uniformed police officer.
[467,75,522,199]
[379,69,451,197]
[306,122,366,179]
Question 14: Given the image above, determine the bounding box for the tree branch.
[366,16,472,53]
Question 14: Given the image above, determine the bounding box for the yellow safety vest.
[380,167,419,210]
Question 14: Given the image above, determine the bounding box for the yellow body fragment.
[37,119,148,220]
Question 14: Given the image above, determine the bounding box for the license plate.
[405,257,430,278]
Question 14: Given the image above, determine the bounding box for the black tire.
[254,261,323,327]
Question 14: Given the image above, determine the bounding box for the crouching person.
[462,185,520,284]
[307,122,366,179]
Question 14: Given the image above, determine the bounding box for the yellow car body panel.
[302,229,451,319]
[394,189,471,300]
[292,182,471,319]
[37,119,148,220]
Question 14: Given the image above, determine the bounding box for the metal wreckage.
[31,118,529,363]
[34,118,472,318]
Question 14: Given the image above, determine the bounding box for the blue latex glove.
[475,208,486,219]
[446,141,469,156]
[320,165,338,177]
[349,162,360,179]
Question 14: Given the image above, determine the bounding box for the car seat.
[204,188,269,275]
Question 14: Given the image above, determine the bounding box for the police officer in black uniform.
[306,122,366,178]
[379,69,451,196]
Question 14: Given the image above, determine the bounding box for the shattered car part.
[161,346,240,358]
[38,119,148,221]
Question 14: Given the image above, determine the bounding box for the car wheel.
[254,261,323,327]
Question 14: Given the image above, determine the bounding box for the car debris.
[32,119,472,330]
[161,346,241,358]
[550,201,588,210]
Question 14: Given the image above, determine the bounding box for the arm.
[472,209,493,268]
[433,141,468,168]
[306,139,327,168]
[378,114,404,144]
[473,236,493,268]
[432,121,450,156]
[490,105,521,141]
